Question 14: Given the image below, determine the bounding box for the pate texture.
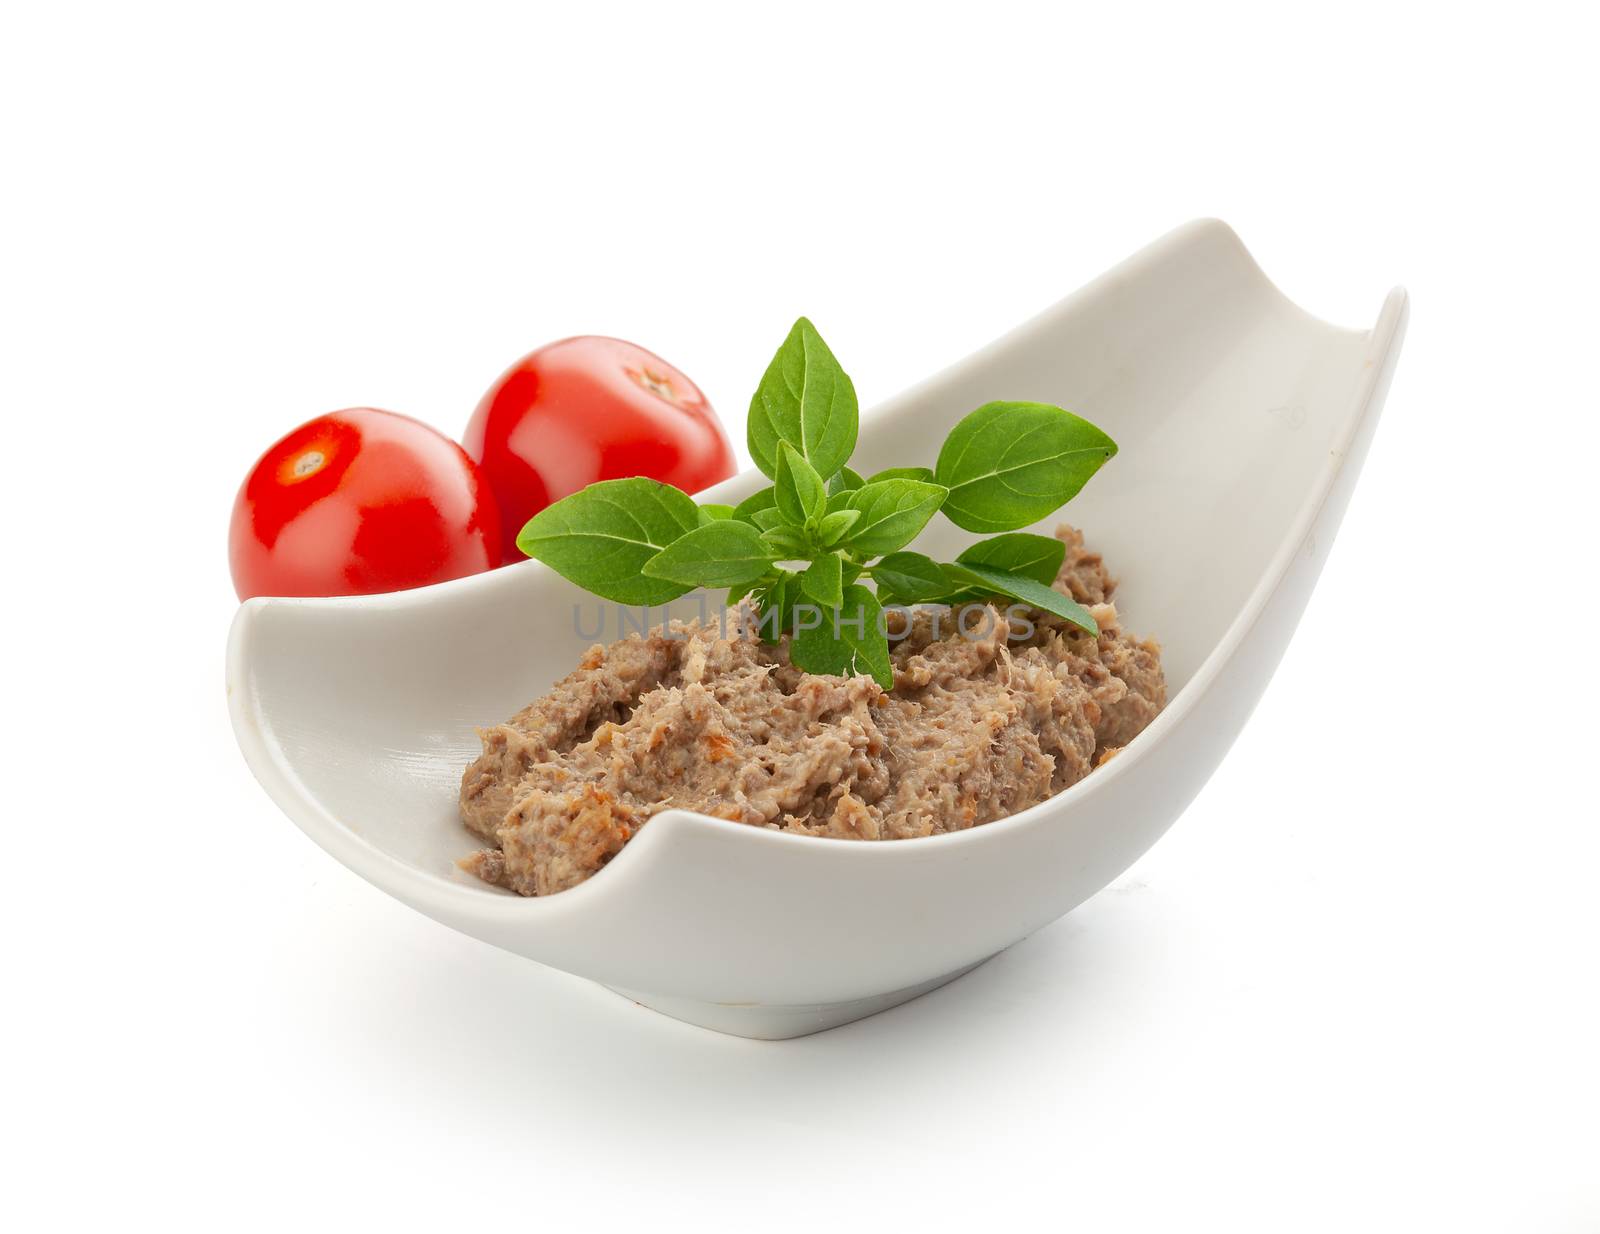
[459,525,1164,895]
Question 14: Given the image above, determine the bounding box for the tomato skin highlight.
[463,336,736,563]
[229,407,502,600]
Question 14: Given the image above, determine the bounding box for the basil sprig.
[516,319,1118,687]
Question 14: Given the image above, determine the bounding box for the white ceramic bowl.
[227,220,1407,1039]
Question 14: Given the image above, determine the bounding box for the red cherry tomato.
[229,408,502,600]
[463,336,736,562]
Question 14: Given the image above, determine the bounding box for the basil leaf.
[955,532,1066,586]
[747,317,859,481]
[816,507,861,547]
[799,552,844,608]
[775,441,827,527]
[826,466,865,497]
[750,506,789,532]
[790,584,894,689]
[936,563,989,605]
[733,486,777,524]
[755,571,799,642]
[517,476,699,605]
[760,525,811,558]
[698,503,736,523]
[842,478,948,556]
[945,562,1099,635]
[641,520,777,587]
[866,465,934,484]
[871,551,949,603]
[934,402,1117,533]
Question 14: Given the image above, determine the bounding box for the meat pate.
[459,525,1165,895]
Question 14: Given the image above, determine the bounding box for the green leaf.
[516,476,699,605]
[824,488,855,516]
[934,401,1117,533]
[641,520,777,587]
[750,506,789,532]
[799,552,844,608]
[871,551,949,603]
[760,525,811,558]
[944,562,1099,635]
[732,486,777,524]
[747,317,859,481]
[753,571,799,642]
[826,466,865,497]
[866,465,934,484]
[842,478,948,556]
[936,563,989,605]
[955,532,1066,586]
[790,584,894,689]
[698,503,736,523]
[815,507,861,547]
[775,442,827,527]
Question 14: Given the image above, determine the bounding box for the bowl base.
[604,956,995,1040]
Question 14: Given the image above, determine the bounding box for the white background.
[4,2,1596,1230]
